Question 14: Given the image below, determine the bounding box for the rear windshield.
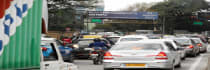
[192,39,201,43]
[79,40,93,45]
[174,39,191,45]
[108,37,120,43]
[120,38,143,42]
[111,43,163,51]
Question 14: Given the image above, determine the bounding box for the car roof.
[41,37,56,41]
[169,37,191,40]
[108,36,121,38]
[190,38,200,40]
[120,35,148,39]
[118,39,171,44]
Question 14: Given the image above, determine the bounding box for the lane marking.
[189,56,203,70]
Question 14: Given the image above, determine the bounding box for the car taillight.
[104,52,113,60]
[188,45,194,48]
[92,51,97,54]
[155,52,168,60]
[197,43,202,47]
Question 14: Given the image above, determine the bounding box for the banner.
[0,0,34,56]
[88,11,158,20]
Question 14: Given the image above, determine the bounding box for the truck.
[0,0,78,70]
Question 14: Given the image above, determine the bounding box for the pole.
[163,16,165,36]
[87,17,89,32]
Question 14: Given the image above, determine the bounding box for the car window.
[56,40,62,46]
[78,40,94,46]
[111,43,163,51]
[120,38,143,42]
[174,39,191,45]
[102,40,109,44]
[192,39,201,43]
[190,39,197,45]
[108,37,120,43]
[41,43,58,61]
[165,42,176,51]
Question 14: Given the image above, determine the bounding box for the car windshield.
[174,39,191,45]
[120,38,143,42]
[111,43,163,51]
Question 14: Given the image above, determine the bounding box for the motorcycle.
[90,47,105,65]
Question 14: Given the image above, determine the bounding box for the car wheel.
[69,54,74,63]
[175,61,181,68]
[181,57,185,60]
[168,62,175,70]
[192,52,197,57]
[203,49,207,53]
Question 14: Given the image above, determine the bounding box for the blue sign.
[0,40,2,51]
[88,11,158,20]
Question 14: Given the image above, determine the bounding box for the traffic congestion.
[1,0,210,70]
[41,31,210,70]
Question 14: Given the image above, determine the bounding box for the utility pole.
[162,16,165,35]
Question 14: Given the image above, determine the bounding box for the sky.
[104,0,164,11]
[104,0,210,11]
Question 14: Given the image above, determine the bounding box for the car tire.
[69,54,74,63]
[175,61,181,68]
[203,49,207,53]
[181,57,185,60]
[192,52,197,57]
[168,62,175,70]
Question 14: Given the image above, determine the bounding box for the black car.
[73,38,112,59]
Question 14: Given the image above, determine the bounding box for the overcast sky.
[104,0,210,11]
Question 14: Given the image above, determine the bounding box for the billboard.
[88,11,158,20]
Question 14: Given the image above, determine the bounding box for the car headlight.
[73,44,79,48]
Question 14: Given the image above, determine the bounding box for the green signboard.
[91,19,102,23]
[193,22,203,25]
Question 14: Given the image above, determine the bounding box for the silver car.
[191,38,207,53]
[103,40,181,70]
[173,38,200,57]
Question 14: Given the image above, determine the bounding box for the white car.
[40,41,78,70]
[116,35,149,44]
[104,39,182,70]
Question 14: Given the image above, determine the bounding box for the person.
[88,38,109,51]
[62,37,72,46]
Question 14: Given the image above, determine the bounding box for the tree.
[122,2,156,11]
[149,0,209,34]
[47,0,98,31]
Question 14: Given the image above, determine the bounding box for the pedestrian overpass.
[86,11,160,32]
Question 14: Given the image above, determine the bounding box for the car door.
[190,39,199,54]
[165,42,180,65]
[41,43,62,70]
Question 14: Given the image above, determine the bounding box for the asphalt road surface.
[74,45,210,70]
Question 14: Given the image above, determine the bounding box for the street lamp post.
[162,0,169,36]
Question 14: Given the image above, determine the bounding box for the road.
[74,46,210,70]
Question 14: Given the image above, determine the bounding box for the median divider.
[206,57,210,70]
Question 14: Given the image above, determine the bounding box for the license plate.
[125,64,146,67]
[91,54,99,56]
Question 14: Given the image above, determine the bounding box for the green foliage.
[149,0,209,33]
[47,0,98,31]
